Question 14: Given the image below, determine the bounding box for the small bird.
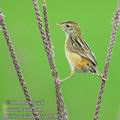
[57,21,103,84]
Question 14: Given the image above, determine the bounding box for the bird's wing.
[70,36,97,66]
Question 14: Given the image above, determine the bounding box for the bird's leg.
[96,70,107,81]
[56,70,74,85]
[61,70,74,83]
[98,74,107,81]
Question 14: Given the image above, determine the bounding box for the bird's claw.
[100,74,107,81]
[0,14,4,25]
[56,80,62,85]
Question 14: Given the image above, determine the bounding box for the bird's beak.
[56,23,63,28]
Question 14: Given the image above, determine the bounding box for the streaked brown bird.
[57,21,103,84]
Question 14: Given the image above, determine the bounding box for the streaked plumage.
[57,21,101,84]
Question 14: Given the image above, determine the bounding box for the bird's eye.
[66,24,70,28]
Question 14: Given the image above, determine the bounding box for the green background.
[0,0,120,119]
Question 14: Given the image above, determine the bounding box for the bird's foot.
[56,79,62,85]
[0,12,4,25]
[99,74,107,81]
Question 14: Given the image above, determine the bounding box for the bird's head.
[57,21,81,36]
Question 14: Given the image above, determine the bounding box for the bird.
[56,21,103,85]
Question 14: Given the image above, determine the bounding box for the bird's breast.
[65,48,90,72]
